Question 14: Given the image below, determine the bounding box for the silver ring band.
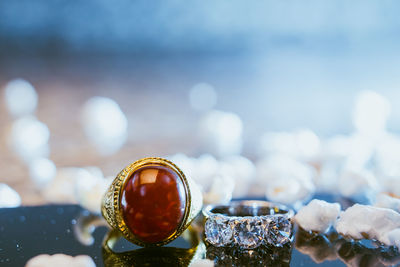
[203,200,294,249]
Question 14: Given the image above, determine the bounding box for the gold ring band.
[101,157,203,247]
[102,226,205,267]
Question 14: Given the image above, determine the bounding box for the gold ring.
[102,226,205,267]
[101,157,203,247]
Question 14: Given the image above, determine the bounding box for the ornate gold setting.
[101,157,203,247]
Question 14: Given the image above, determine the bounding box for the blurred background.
[2,1,400,208]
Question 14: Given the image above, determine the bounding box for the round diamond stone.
[205,216,233,247]
[233,217,264,249]
[264,216,292,247]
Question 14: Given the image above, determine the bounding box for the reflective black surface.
[0,205,399,267]
[0,206,107,266]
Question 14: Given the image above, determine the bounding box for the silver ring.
[203,200,294,249]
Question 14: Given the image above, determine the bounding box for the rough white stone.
[189,82,217,111]
[320,135,354,161]
[375,133,400,177]
[203,172,234,205]
[335,204,400,245]
[42,167,89,203]
[29,157,57,187]
[353,91,390,138]
[169,153,256,203]
[260,129,320,161]
[190,259,215,267]
[342,134,375,171]
[169,153,236,204]
[379,176,400,197]
[4,79,38,117]
[387,228,400,248]
[219,155,256,198]
[0,183,21,208]
[200,110,243,156]
[257,155,315,204]
[42,166,111,212]
[8,116,50,162]
[294,199,341,233]
[25,254,95,267]
[81,96,128,155]
[374,193,400,213]
[169,153,220,191]
[75,173,112,214]
[313,162,341,192]
[338,169,379,198]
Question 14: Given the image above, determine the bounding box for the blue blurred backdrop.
[1,0,400,137]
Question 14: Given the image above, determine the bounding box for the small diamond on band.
[233,217,264,249]
[205,215,233,247]
[264,216,292,247]
[203,201,294,249]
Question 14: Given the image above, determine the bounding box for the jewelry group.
[101,157,294,254]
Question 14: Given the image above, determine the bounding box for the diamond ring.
[203,200,294,249]
[101,157,203,247]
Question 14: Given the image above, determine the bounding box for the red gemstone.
[120,165,186,243]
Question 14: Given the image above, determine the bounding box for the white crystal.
[321,134,374,171]
[0,183,21,208]
[8,116,50,162]
[42,167,90,203]
[374,133,400,177]
[294,199,341,233]
[168,153,234,204]
[189,82,217,111]
[257,155,315,204]
[379,176,400,197]
[203,172,234,205]
[335,204,400,245]
[25,254,95,267]
[220,155,256,198]
[233,218,264,249]
[343,134,375,171]
[191,154,220,190]
[205,216,233,247]
[4,79,38,117]
[260,129,320,161]
[190,259,215,267]
[264,216,292,246]
[200,110,243,156]
[81,96,128,155]
[374,193,400,213]
[387,228,400,249]
[338,169,380,198]
[29,157,57,187]
[169,153,255,203]
[321,134,354,160]
[75,172,112,214]
[314,162,341,192]
[353,91,390,137]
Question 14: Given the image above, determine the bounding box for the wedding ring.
[203,200,294,249]
[101,157,203,247]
